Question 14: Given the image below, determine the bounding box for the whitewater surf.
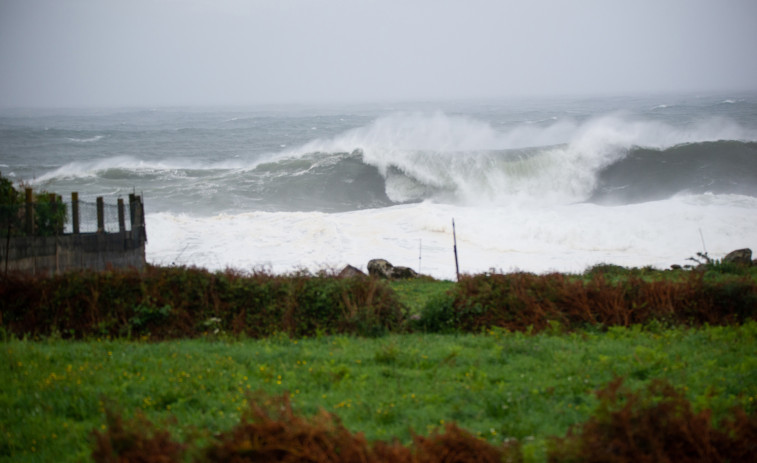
[2,94,756,279]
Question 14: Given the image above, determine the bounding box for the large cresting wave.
[270,111,757,207]
[34,111,757,212]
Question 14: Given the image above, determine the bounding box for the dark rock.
[723,248,752,266]
[391,266,418,279]
[338,265,367,278]
[367,258,418,280]
[368,259,394,279]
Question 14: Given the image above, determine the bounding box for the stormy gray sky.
[1,0,756,108]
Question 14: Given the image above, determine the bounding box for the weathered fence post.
[135,195,146,243]
[71,192,80,234]
[117,198,125,233]
[96,197,104,233]
[128,193,136,228]
[57,195,64,235]
[25,188,34,235]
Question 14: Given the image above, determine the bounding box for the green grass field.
[3,322,756,462]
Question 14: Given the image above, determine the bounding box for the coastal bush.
[414,292,458,333]
[548,378,757,462]
[0,266,405,340]
[88,379,755,462]
[91,406,186,463]
[0,173,67,237]
[3,264,756,339]
[92,392,522,463]
[415,271,757,334]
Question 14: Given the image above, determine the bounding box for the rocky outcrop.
[723,248,752,266]
[367,259,418,280]
[338,265,367,278]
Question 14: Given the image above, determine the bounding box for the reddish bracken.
[450,272,756,333]
[92,382,755,463]
[93,392,522,463]
[548,378,757,462]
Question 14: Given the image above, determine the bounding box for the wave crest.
[33,111,757,210]
[287,111,756,205]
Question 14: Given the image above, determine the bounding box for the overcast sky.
[1,0,756,108]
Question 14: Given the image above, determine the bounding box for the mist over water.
[2,94,757,278]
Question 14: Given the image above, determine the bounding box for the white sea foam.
[146,194,757,280]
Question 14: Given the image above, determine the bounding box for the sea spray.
[4,94,756,278]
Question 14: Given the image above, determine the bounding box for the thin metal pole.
[418,239,422,274]
[452,219,460,282]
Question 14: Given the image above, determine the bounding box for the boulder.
[338,264,367,278]
[367,259,394,279]
[367,258,418,280]
[723,248,752,266]
[391,266,418,279]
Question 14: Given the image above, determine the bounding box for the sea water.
[1,93,756,280]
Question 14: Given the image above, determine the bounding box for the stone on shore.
[723,248,752,266]
[338,265,367,278]
[367,258,418,280]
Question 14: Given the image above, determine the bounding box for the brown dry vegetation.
[419,271,757,333]
[2,265,756,340]
[548,378,757,462]
[91,380,756,463]
[0,266,405,339]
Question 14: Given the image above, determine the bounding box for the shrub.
[415,292,458,333]
[548,378,757,462]
[416,272,757,334]
[92,406,186,463]
[0,173,67,237]
[92,392,522,463]
[0,266,406,340]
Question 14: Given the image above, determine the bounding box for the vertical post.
[136,195,146,243]
[57,195,64,235]
[25,188,34,235]
[128,193,136,228]
[117,198,125,233]
[96,197,104,233]
[418,239,422,275]
[71,192,80,234]
[3,171,9,275]
[452,219,460,282]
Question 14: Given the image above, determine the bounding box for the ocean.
[1,93,756,280]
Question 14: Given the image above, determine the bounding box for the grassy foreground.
[3,323,757,462]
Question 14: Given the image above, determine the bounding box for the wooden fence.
[1,190,147,275]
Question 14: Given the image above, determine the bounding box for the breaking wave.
[33,112,757,212]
